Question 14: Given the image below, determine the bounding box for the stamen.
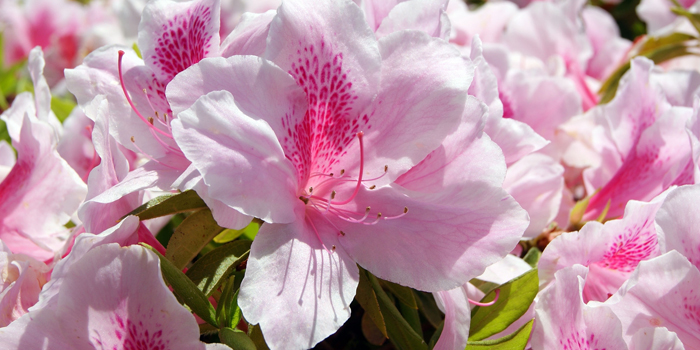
[363,212,382,225]
[331,190,336,200]
[369,185,376,190]
[309,187,314,193]
[332,132,364,206]
[384,207,409,220]
[340,169,345,176]
[129,136,180,170]
[339,231,345,236]
[331,245,336,251]
[299,196,309,204]
[384,165,388,172]
[468,289,500,307]
[117,50,172,139]
[306,215,331,255]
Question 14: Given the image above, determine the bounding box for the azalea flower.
[0,240,49,327]
[0,217,231,350]
[656,184,700,268]
[0,48,86,262]
[167,0,528,347]
[538,193,666,302]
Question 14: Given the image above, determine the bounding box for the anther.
[331,245,336,251]
[340,169,345,176]
[148,117,154,125]
[339,231,346,236]
[384,165,388,172]
[331,190,336,199]
[299,196,309,204]
[130,136,135,142]
[329,173,334,177]
[369,185,376,190]
[309,187,313,193]
[377,213,382,218]
[403,207,408,213]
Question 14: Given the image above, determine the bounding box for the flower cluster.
[0,0,699,349]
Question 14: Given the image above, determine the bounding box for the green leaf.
[132,43,143,59]
[219,328,256,350]
[428,321,444,350]
[466,320,533,350]
[522,248,541,269]
[217,275,242,329]
[671,7,700,34]
[399,301,423,338]
[638,32,697,53]
[248,324,270,350]
[50,96,76,123]
[214,219,262,243]
[382,280,418,309]
[141,243,218,327]
[469,279,500,295]
[186,240,252,296]
[365,269,428,350]
[0,119,10,144]
[166,209,226,270]
[469,269,538,341]
[355,267,388,338]
[415,291,444,329]
[361,312,387,346]
[121,190,207,221]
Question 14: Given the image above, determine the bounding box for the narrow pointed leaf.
[166,209,226,269]
[219,328,256,350]
[522,248,541,269]
[466,320,534,350]
[382,280,418,309]
[122,190,207,221]
[415,291,444,329]
[366,269,428,350]
[356,267,388,338]
[141,243,218,327]
[469,269,538,341]
[186,240,252,296]
[214,219,262,243]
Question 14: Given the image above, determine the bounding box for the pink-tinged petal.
[27,47,52,125]
[172,90,300,224]
[532,265,629,350]
[139,0,221,84]
[35,216,140,310]
[585,106,693,220]
[502,2,592,71]
[0,241,49,327]
[238,214,358,350]
[56,108,97,182]
[355,0,407,31]
[220,10,275,57]
[174,167,254,230]
[446,1,518,47]
[637,0,681,35]
[338,184,528,292]
[501,71,581,141]
[477,254,532,285]
[374,0,450,40]
[602,57,672,158]
[396,99,504,192]
[0,243,219,350]
[166,55,307,140]
[629,327,686,350]
[540,196,664,302]
[77,97,142,234]
[0,115,86,260]
[433,287,470,350]
[504,154,564,239]
[650,70,700,108]
[468,37,547,163]
[605,251,700,348]
[0,141,15,181]
[65,46,176,160]
[582,7,632,81]
[656,184,700,269]
[1,92,35,142]
[355,30,471,184]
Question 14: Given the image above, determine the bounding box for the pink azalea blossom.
[66,0,257,230]
[167,0,528,347]
[446,0,518,49]
[582,6,632,81]
[0,49,86,262]
[532,263,685,349]
[0,226,231,349]
[0,240,49,327]
[656,184,700,269]
[604,250,700,348]
[581,58,696,221]
[539,193,666,302]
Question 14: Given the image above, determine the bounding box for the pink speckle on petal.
[558,329,607,350]
[151,4,214,83]
[595,218,658,273]
[281,40,368,185]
